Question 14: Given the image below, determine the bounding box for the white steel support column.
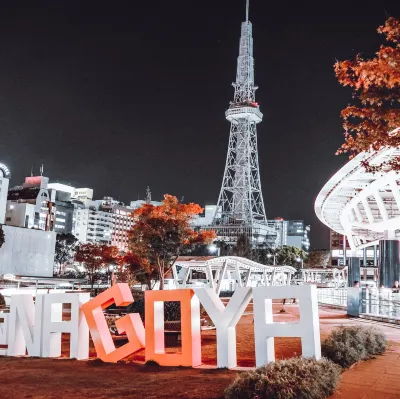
[235,264,243,287]
[354,204,363,222]
[375,191,388,220]
[206,264,216,290]
[216,260,228,295]
[361,199,374,223]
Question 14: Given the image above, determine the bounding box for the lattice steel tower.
[211,0,273,245]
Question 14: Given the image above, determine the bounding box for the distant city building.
[267,218,310,252]
[286,220,310,252]
[267,218,288,247]
[48,188,74,234]
[6,175,56,231]
[129,199,162,209]
[0,163,11,224]
[330,229,377,267]
[73,196,134,251]
[192,205,218,227]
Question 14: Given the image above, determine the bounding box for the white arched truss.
[171,256,296,294]
[315,147,400,250]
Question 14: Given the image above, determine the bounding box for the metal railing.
[317,288,347,307]
[361,288,400,320]
[317,287,400,321]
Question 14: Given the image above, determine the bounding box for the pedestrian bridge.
[165,256,296,294]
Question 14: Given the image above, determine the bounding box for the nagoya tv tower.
[211,0,276,246]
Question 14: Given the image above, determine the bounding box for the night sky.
[0,1,399,249]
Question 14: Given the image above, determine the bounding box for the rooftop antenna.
[145,186,152,204]
[246,0,249,22]
[40,164,44,176]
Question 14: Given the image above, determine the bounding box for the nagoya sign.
[0,284,321,368]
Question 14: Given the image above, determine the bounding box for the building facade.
[267,218,310,252]
[6,176,56,231]
[72,197,134,251]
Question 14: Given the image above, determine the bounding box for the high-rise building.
[267,218,310,252]
[73,197,134,251]
[205,1,276,247]
[286,220,310,252]
[6,175,56,231]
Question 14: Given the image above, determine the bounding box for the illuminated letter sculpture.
[145,289,201,367]
[81,283,145,363]
[194,287,252,368]
[253,285,321,367]
[0,312,8,356]
[42,293,90,359]
[7,294,45,357]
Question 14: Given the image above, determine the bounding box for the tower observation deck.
[204,0,277,247]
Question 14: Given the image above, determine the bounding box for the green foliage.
[233,234,252,258]
[225,357,341,399]
[88,358,108,367]
[0,293,5,307]
[145,360,160,367]
[306,250,331,268]
[219,291,234,297]
[322,326,387,368]
[54,233,78,276]
[274,246,306,267]
[127,291,181,322]
[0,225,5,249]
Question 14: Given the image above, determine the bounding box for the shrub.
[219,291,234,297]
[322,325,387,368]
[225,357,341,399]
[0,293,5,308]
[127,291,181,322]
[145,359,160,367]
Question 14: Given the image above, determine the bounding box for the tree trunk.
[159,273,164,290]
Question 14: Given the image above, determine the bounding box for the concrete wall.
[0,225,56,277]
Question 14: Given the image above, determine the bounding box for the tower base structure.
[379,239,400,288]
[347,256,360,287]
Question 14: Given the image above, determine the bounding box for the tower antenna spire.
[246,0,249,22]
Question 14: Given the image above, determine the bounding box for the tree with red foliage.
[335,17,400,171]
[75,243,119,289]
[129,195,216,289]
[116,251,157,289]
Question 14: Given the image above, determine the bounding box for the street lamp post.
[108,265,114,287]
[296,257,303,269]
[267,253,276,265]
[208,244,221,256]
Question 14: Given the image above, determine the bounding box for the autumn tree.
[335,17,400,171]
[54,233,78,276]
[233,234,252,258]
[306,250,331,268]
[75,243,119,289]
[129,195,215,289]
[117,251,157,289]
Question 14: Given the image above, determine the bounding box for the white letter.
[7,294,44,357]
[0,312,8,356]
[253,285,321,367]
[194,287,252,368]
[42,293,90,359]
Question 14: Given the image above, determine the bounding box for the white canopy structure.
[167,256,296,294]
[301,268,347,288]
[315,147,400,250]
